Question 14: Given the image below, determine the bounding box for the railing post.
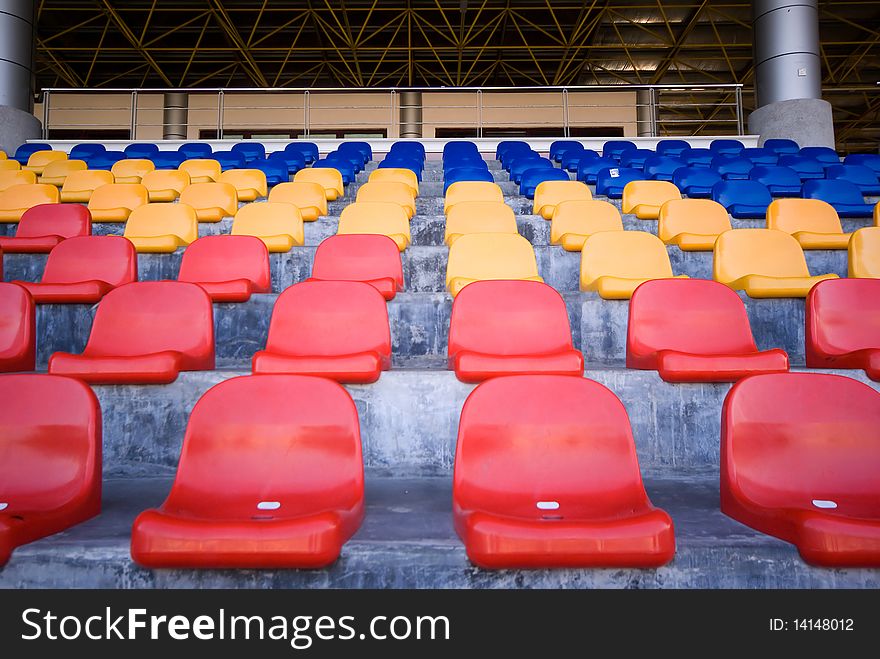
[217,90,224,140]
[303,90,310,137]
[562,88,569,137]
[390,89,396,138]
[650,86,658,137]
[129,91,138,140]
[735,86,745,135]
[477,89,483,138]
[41,90,49,139]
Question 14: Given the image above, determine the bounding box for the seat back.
[628,279,758,359]
[710,139,745,156]
[672,167,722,191]
[657,198,731,242]
[767,198,843,235]
[454,375,650,518]
[356,181,415,212]
[124,203,198,244]
[848,226,880,278]
[0,170,36,192]
[655,140,690,158]
[88,183,148,214]
[644,156,685,180]
[61,170,114,196]
[799,146,840,164]
[293,168,344,198]
[0,283,35,369]
[444,181,504,214]
[231,202,304,243]
[178,235,270,289]
[550,200,622,244]
[807,278,880,356]
[368,168,419,196]
[803,179,866,205]
[141,170,191,198]
[69,144,106,159]
[595,167,643,196]
[219,169,269,198]
[749,165,801,188]
[111,159,155,181]
[449,281,575,358]
[41,236,137,286]
[445,202,517,243]
[124,144,159,159]
[826,164,879,188]
[712,180,772,211]
[178,182,238,218]
[0,374,100,513]
[581,231,674,282]
[84,281,213,359]
[179,159,221,182]
[621,180,681,213]
[25,151,67,173]
[722,373,880,515]
[446,233,540,286]
[268,181,328,216]
[763,138,799,154]
[312,234,403,289]
[178,143,213,159]
[17,203,91,239]
[0,184,59,210]
[40,159,87,182]
[533,180,592,215]
[714,229,811,283]
[602,140,637,160]
[230,142,266,163]
[337,202,410,245]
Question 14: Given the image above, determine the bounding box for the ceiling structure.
[34,1,880,150]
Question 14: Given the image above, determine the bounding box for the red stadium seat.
[253,281,391,383]
[130,374,364,568]
[0,374,101,567]
[12,236,137,304]
[627,279,789,382]
[307,234,403,300]
[453,375,675,568]
[0,283,35,372]
[721,372,880,566]
[448,280,583,382]
[177,235,271,303]
[48,282,214,384]
[806,278,880,380]
[0,204,90,253]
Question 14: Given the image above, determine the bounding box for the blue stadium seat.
[749,165,803,197]
[498,147,534,170]
[520,167,570,198]
[231,142,266,163]
[741,147,778,166]
[124,143,160,159]
[710,139,745,157]
[252,158,290,186]
[446,156,489,174]
[711,156,753,180]
[763,138,799,155]
[672,167,722,198]
[562,148,598,172]
[314,157,355,185]
[778,154,825,181]
[85,151,126,169]
[327,149,363,173]
[13,143,51,165]
[844,153,880,176]
[445,141,480,160]
[379,157,423,180]
[550,140,583,162]
[69,143,106,160]
[824,164,880,195]
[284,142,319,164]
[655,139,690,158]
[213,150,247,170]
[577,157,618,184]
[495,140,530,160]
[444,166,495,193]
[595,167,643,198]
[799,146,840,167]
[620,149,654,170]
[339,141,372,164]
[388,142,425,163]
[644,155,685,182]
[152,151,187,169]
[509,157,553,184]
[681,147,714,168]
[712,180,772,218]
[603,140,637,162]
[802,179,874,217]
[267,150,306,175]
[178,142,213,159]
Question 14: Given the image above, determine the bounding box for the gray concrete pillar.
[749,0,834,148]
[636,89,654,137]
[163,92,189,141]
[0,0,41,154]
[399,91,423,138]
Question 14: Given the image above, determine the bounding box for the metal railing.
[39,84,748,140]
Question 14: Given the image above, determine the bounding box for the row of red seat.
[2,371,878,569]
[3,277,878,383]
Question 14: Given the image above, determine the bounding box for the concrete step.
[1,471,877,588]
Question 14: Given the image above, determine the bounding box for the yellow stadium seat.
[713,228,838,298]
[267,181,327,221]
[39,159,87,186]
[87,183,149,222]
[60,170,114,203]
[875,201,879,226]
[0,150,5,159]
[445,201,518,246]
[848,227,880,278]
[124,203,199,253]
[550,199,623,251]
[579,230,687,299]
[293,168,344,201]
[368,168,419,197]
[219,169,268,202]
[142,169,191,202]
[0,184,59,222]
[0,159,22,171]
[446,233,543,297]
[231,201,304,253]
[766,198,850,250]
[180,159,221,184]
[178,182,238,222]
[533,180,592,220]
[356,181,416,219]
[23,151,67,175]
[111,158,156,184]
[0,170,37,192]
[444,181,504,215]
[657,198,732,251]
[622,180,682,220]
[337,202,411,251]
